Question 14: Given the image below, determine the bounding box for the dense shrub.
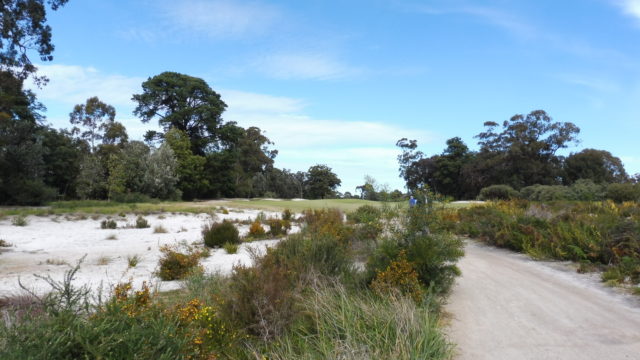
[202,221,240,248]
[100,219,117,229]
[135,216,150,228]
[268,218,287,237]
[519,185,572,201]
[157,243,204,280]
[11,215,28,226]
[347,204,382,224]
[366,207,464,295]
[450,201,640,285]
[370,251,424,303]
[282,208,293,221]
[248,220,266,237]
[606,183,640,203]
[479,184,519,200]
[569,179,604,201]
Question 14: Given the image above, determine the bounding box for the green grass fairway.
[217,198,404,212]
[0,198,408,216]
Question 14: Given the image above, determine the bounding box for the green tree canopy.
[0,0,69,83]
[304,164,341,199]
[69,96,117,152]
[132,71,227,155]
[564,149,627,184]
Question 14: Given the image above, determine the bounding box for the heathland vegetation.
[0,205,463,359]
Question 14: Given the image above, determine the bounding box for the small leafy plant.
[202,221,239,248]
[101,219,117,229]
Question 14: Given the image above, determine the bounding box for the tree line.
[0,1,344,205]
[0,71,345,205]
[397,110,638,200]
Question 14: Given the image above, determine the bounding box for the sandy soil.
[446,240,640,360]
[0,209,297,297]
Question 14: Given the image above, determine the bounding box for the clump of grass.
[158,214,166,220]
[105,234,117,240]
[90,214,100,220]
[12,215,28,226]
[96,256,111,266]
[219,207,229,215]
[262,282,452,360]
[44,258,68,266]
[127,255,140,268]
[135,216,150,229]
[153,225,168,233]
[223,242,239,254]
[202,221,239,248]
[118,212,126,217]
[100,219,117,229]
[0,239,12,247]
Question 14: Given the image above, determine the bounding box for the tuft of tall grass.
[262,282,452,360]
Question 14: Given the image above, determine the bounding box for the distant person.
[409,195,417,208]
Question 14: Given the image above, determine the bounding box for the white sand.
[0,209,298,297]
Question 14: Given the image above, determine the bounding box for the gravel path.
[445,240,640,360]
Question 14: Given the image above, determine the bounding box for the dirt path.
[445,240,640,360]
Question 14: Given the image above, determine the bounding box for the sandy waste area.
[0,209,298,297]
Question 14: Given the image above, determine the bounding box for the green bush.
[11,215,28,226]
[569,179,604,201]
[520,184,572,201]
[282,208,293,221]
[135,216,150,228]
[202,221,240,248]
[479,184,519,200]
[366,208,464,295]
[157,243,204,281]
[268,218,287,237]
[100,219,117,229]
[347,204,382,224]
[223,242,239,254]
[606,183,640,203]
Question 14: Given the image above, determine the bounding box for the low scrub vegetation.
[1,206,460,359]
[100,219,117,229]
[202,221,240,248]
[135,216,150,229]
[157,243,205,281]
[439,200,640,287]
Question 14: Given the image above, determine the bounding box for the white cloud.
[617,0,640,19]
[159,0,280,38]
[253,52,362,80]
[220,89,306,113]
[28,64,144,108]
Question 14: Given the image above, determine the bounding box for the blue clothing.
[409,198,417,208]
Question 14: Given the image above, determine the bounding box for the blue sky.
[28,0,640,193]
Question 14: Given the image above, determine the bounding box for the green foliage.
[157,243,204,281]
[164,127,208,200]
[450,201,640,285]
[11,214,28,226]
[282,208,293,221]
[100,219,117,229]
[479,184,519,200]
[0,264,197,359]
[69,96,117,152]
[519,184,572,201]
[133,71,227,155]
[565,148,628,184]
[135,216,150,229]
[268,218,288,237]
[606,183,640,203]
[202,221,240,248]
[366,208,464,295]
[304,164,341,199]
[0,0,69,81]
[347,204,382,224]
[263,283,452,360]
[223,242,239,254]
